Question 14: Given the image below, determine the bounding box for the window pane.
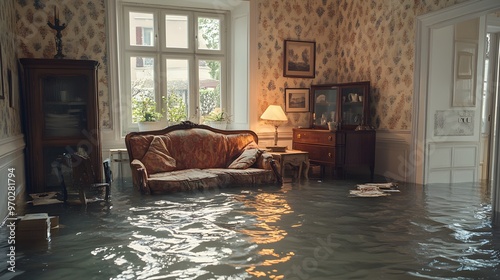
[129,12,154,47]
[198,17,220,51]
[199,60,221,118]
[131,56,156,123]
[166,15,188,49]
[166,59,189,122]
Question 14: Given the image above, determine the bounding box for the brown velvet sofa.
[125,121,281,194]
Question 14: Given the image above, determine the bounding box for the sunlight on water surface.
[1,180,499,279]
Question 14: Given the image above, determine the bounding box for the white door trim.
[412,0,500,184]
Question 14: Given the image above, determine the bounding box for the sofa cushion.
[204,168,277,187]
[148,169,219,193]
[228,148,262,169]
[142,136,176,174]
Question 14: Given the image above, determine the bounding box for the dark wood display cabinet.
[20,58,101,193]
[292,81,375,179]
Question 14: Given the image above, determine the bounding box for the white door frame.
[412,0,500,185]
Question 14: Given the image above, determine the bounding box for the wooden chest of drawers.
[292,128,375,178]
[292,129,345,166]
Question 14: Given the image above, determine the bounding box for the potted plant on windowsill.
[204,108,231,130]
[132,97,166,131]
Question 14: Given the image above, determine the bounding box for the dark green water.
[1,178,499,279]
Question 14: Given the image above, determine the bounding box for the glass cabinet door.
[311,81,370,130]
[312,86,338,128]
[42,75,89,138]
[340,85,365,127]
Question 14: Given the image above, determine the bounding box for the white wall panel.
[0,135,26,224]
[427,142,479,184]
[429,170,452,183]
[452,169,476,182]
[374,130,411,182]
[453,146,477,167]
[429,147,452,168]
[231,3,249,129]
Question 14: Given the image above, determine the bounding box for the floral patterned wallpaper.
[3,0,471,139]
[0,0,22,139]
[15,0,110,129]
[256,0,467,130]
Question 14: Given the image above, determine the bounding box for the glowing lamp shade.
[260,105,288,149]
[260,105,288,122]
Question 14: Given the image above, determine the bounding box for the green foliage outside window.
[131,78,162,123]
[164,92,187,123]
[199,86,220,116]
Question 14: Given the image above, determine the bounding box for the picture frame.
[283,40,315,78]
[456,51,473,79]
[452,41,477,107]
[285,88,310,112]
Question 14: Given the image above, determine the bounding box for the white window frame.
[195,54,227,117]
[124,6,158,51]
[122,51,160,129]
[161,54,195,120]
[195,12,226,55]
[119,4,229,133]
[161,10,193,53]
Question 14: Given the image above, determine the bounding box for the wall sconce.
[260,105,288,152]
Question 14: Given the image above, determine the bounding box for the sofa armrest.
[130,159,151,194]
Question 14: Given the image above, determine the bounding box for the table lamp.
[260,105,288,152]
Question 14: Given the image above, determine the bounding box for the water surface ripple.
[1,180,499,279]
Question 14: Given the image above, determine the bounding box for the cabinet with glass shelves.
[310,81,370,130]
[293,81,375,179]
[20,58,101,193]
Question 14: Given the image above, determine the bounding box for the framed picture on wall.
[285,88,310,112]
[283,40,316,78]
[452,41,477,107]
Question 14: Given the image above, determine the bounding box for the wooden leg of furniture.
[303,160,310,179]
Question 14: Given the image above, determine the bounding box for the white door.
[412,0,500,185]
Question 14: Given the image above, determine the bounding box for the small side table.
[110,148,128,180]
[269,150,310,180]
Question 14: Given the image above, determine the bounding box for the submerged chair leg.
[105,185,110,201]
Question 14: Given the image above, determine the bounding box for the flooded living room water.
[1,177,500,279]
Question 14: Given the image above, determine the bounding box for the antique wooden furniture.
[269,150,310,180]
[292,81,375,179]
[20,58,101,193]
[125,121,281,194]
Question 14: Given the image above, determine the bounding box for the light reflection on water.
[1,180,500,279]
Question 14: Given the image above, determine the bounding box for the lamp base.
[266,146,287,152]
